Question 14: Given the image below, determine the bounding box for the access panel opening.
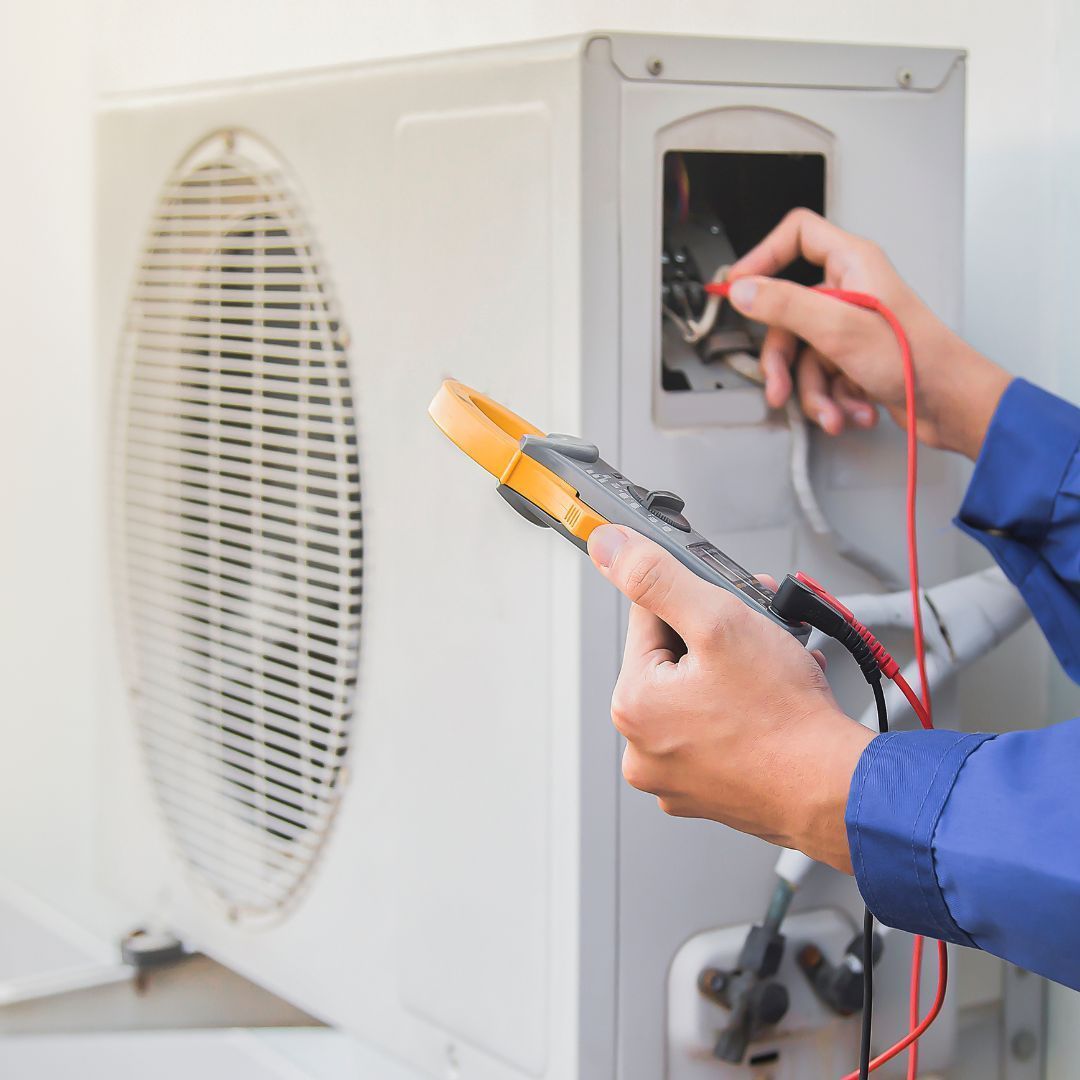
[660,151,826,393]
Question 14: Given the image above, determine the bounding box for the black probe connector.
[771,575,882,684]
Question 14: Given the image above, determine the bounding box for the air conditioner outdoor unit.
[95,33,967,1079]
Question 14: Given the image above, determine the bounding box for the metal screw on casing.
[698,967,729,1001]
[646,56,663,76]
[1010,1029,1038,1062]
[896,68,914,88]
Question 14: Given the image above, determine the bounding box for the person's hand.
[588,523,873,873]
[726,208,1010,460]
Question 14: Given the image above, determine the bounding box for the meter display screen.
[688,542,775,607]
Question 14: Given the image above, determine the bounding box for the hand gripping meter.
[429,380,811,645]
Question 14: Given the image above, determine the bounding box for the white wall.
[1044,8,1080,1070]
[3,0,1079,1056]
[0,0,96,917]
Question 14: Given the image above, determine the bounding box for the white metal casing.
[95,34,966,1079]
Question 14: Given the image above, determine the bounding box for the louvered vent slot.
[111,132,362,920]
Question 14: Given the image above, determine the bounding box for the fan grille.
[112,132,362,920]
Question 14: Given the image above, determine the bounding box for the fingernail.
[589,524,626,569]
[728,278,758,311]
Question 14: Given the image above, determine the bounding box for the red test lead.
[721,277,944,1079]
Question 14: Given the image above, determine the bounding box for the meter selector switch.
[629,486,691,531]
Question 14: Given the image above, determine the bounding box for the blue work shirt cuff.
[954,377,1080,679]
[957,377,1079,541]
[846,729,996,945]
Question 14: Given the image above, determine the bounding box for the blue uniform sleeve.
[846,379,1080,987]
[954,377,1080,681]
[847,722,1080,990]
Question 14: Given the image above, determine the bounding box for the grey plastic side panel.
[609,40,967,1080]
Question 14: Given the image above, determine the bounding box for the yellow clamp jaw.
[428,380,608,543]
[430,379,812,644]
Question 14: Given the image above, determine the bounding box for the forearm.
[917,331,1010,460]
[775,709,873,875]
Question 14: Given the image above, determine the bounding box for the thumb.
[728,276,880,367]
[587,524,731,644]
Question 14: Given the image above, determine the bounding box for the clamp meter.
[429,380,810,644]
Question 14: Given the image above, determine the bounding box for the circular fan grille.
[112,131,362,920]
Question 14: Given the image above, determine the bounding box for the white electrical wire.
[726,350,902,590]
[683,264,731,344]
[661,303,693,339]
[785,400,905,590]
